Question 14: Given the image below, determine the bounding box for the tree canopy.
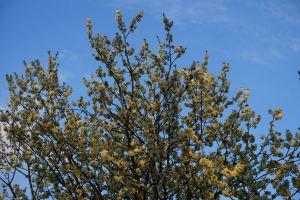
[0,10,299,199]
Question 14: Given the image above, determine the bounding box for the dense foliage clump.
[0,11,299,199]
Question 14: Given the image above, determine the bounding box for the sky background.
[0,0,299,196]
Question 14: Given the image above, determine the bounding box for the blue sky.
[0,0,299,135]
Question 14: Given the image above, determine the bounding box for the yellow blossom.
[114,175,122,182]
[149,115,154,121]
[233,163,245,174]
[98,83,106,92]
[152,101,159,110]
[245,89,250,96]
[188,150,195,157]
[275,113,283,120]
[101,149,111,160]
[275,170,283,179]
[45,179,51,186]
[221,168,235,178]
[33,84,39,90]
[151,72,159,82]
[33,113,40,120]
[139,159,147,167]
[217,180,228,189]
[199,158,215,168]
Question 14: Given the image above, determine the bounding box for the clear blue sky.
[0,0,299,136]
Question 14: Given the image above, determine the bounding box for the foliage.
[0,10,299,199]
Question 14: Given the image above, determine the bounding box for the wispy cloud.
[109,0,300,67]
[56,49,80,82]
[242,50,267,65]
[59,49,79,63]
[288,37,300,52]
[111,0,233,25]
[241,47,283,66]
[262,1,300,26]
[158,0,231,25]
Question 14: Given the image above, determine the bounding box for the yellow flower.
[188,150,195,157]
[149,115,154,121]
[132,108,137,114]
[151,72,159,82]
[130,139,138,146]
[273,108,283,120]
[199,158,214,168]
[152,101,159,110]
[270,146,277,154]
[26,117,33,123]
[116,159,126,167]
[45,179,51,186]
[33,84,39,90]
[217,180,228,189]
[128,145,145,156]
[101,149,111,160]
[245,89,250,96]
[90,147,97,155]
[118,189,125,200]
[139,159,147,167]
[24,149,31,156]
[275,170,283,179]
[112,151,119,157]
[33,113,40,120]
[136,167,141,173]
[128,48,135,56]
[116,9,122,18]
[128,150,135,157]
[114,175,122,182]
[65,88,72,96]
[223,189,235,197]
[275,113,283,120]
[238,87,243,94]
[90,157,97,165]
[221,168,235,178]
[98,83,106,92]
[49,90,55,99]
[233,163,245,175]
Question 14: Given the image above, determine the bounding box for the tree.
[0,10,299,200]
